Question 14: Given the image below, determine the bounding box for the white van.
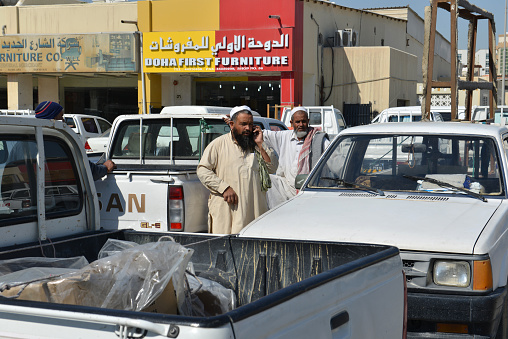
[371,106,465,123]
[280,105,346,137]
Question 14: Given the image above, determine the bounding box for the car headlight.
[433,261,470,287]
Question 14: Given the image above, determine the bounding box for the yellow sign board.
[143,31,216,73]
[0,33,138,73]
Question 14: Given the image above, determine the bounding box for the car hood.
[239,191,502,254]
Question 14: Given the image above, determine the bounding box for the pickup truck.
[240,121,508,338]
[0,115,407,338]
[95,107,287,233]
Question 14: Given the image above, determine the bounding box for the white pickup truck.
[0,115,406,338]
[240,121,508,338]
[95,107,287,233]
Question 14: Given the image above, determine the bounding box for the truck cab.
[0,116,98,248]
[241,121,508,338]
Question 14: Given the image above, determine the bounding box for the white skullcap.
[230,105,253,120]
[290,106,308,120]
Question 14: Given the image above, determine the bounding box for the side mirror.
[0,141,8,164]
[295,174,308,190]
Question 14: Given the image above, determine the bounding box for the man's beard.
[295,130,308,139]
[233,129,256,152]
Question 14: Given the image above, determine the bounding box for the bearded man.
[263,106,329,208]
[197,105,278,234]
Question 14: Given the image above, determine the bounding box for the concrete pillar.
[7,74,33,110]
[37,77,60,105]
[138,73,161,113]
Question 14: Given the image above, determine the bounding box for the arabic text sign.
[144,31,216,73]
[143,29,292,73]
[0,33,138,73]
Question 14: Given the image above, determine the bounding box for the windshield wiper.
[320,177,385,196]
[403,175,487,202]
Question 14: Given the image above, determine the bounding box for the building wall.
[0,3,137,35]
[322,46,417,114]
[301,2,408,106]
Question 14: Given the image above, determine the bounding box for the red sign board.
[213,28,292,72]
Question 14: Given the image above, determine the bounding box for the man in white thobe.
[263,107,329,208]
[197,106,278,234]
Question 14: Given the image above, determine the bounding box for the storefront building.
[0,2,139,122]
[137,0,303,116]
[0,1,451,122]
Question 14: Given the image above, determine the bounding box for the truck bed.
[0,230,404,338]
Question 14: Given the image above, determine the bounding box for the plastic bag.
[0,257,89,295]
[182,273,236,317]
[97,239,138,259]
[0,239,193,313]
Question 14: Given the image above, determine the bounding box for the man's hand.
[222,186,238,205]
[223,115,231,125]
[103,160,116,173]
[253,125,263,145]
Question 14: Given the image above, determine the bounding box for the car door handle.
[150,178,174,184]
[330,311,349,330]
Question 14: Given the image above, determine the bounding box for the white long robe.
[197,133,277,234]
[263,130,330,209]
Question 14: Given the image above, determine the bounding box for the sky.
[334,1,507,50]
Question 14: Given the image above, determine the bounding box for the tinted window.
[81,118,98,133]
[64,117,76,128]
[97,119,112,133]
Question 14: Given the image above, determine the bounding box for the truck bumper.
[407,287,506,338]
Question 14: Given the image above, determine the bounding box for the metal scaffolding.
[422,0,496,121]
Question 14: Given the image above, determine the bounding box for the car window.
[99,129,110,138]
[97,119,112,133]
[0,136,82,224]
[309,112,322,125]
[269,123,286,131]
[336,112,346,129]
[112,118,229,160]
[64,117,76,128]
[43,138,82,217]
[81,118,99,133]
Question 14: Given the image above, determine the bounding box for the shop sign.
[0,33,138,73]
[143,28,292,73]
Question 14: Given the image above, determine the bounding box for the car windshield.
[306,134,504,196]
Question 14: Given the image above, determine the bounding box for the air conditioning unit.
[334,30,350,47]
[344,28,359,47]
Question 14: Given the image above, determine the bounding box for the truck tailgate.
[96,171,208,233]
